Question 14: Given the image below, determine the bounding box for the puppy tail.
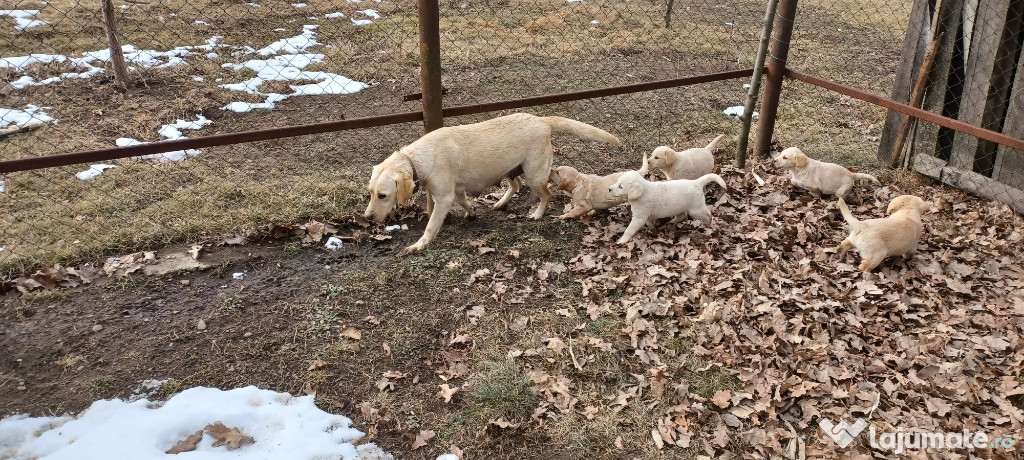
[541,116,622,147]
[694,173,726,190]
[838,198,861,230]
[636,152,650,176]
[705,134,727,151]
[853,172,881,186]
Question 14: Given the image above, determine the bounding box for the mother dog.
[364,113,621,254]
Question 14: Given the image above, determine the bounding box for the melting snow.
[325,12,346,18]
[723,105,758,118]
[291,2,307,7]
[351,18,373,26]
[0,10,47,30]
[75,164,117,181]
[1,105,56,129]
[258,24,319,56]
[358,9,381,19]
[0,386,395,460]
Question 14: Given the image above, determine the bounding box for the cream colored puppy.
[607,171,726,244]
[836,195,930,272]
[648,134,724,180]
[364,113,621,254]
[774,147,880,198]
[548,153,649,219]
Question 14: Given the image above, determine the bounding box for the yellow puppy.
[836,195,930,272]
[648,134,724,180]
[548,153,648,219]
[774,147,880,198]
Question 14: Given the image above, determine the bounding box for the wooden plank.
[972,0,1024,174]
[949,0,1012,171]
[878,0,932,162]
[912,0,966,161]
[993,39,1024,189]
[941,166,1024,215]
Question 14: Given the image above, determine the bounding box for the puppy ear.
[626,177,643,201]
[559,171,580,192]
[794,152,808,169]
[663,150,677,167]
[396,173,416,203]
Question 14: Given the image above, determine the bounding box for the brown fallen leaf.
[411,429,435,450]
[307,359,326,371]
[340,326,362,340]
[438,384,458,403]
[205,421,254,450]
[166,430,203,454]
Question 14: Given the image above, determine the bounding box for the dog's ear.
[625,176,643,201]
[663,149,677,167]
[396,172,416,203]
[794,152,808,169]
[559,169,582,192]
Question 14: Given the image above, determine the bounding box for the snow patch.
[0,386,394,460]
[76,164,117,181]
[358,9,380,19]
[258,24,319,56]
[1,105,56,129]
[325,237,344,250]
[325,12,346,18]
[351,18,372,26]
[0,10,47,30]
[723,105,757,119]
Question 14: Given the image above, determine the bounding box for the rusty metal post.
[753,0,799,158]
[735,0,779,168]
[418,0,443,133]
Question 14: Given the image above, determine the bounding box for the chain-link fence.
[1,0,1021,275]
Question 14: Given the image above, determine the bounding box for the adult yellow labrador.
[364,113,621,253]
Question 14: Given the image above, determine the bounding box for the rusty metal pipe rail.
[785,69,1024,153]
[0,68,755,174]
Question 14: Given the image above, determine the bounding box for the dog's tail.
[838,198,861,231]
[853,172,881,186]
[636,152,650,176]
[694,173,726,190]
[541,116,622,147]
[705,134,727,151]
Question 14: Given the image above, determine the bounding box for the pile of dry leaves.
[459,164,1023,458]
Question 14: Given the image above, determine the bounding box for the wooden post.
[753,0,798,158]
[911,0,967,164]
[418,0,443,133]
[665,0,675,27]
[100,0,130,89]
[949,0,1012,173]
[877,0,930,162]
[735,0,779,168]
[993,38,1024,189]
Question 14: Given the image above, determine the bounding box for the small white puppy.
[648,134,724,180]
[774,147,880,198]
[836,195,930,272]
[608,171,726,244]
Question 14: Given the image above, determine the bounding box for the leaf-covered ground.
[2,159,1023,459]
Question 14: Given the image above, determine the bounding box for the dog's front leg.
[617,214,648,244]
[456,193,476,219]
[426,189,434,216]
[404,193,454,254]
[558,203,592,219]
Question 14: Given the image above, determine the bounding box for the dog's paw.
[616,236,631,245]
[402,243,427,255]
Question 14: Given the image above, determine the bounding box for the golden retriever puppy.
[836,195,930,272]
[364,113,621,254]
[548,153,649,219]
[774,147,880,198]
[607,171,726,244]
[648,134,724,180]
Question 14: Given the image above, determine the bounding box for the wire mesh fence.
[1,0,1022,275]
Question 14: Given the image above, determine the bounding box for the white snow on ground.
[325,12,346,18]
[0,180,7,193]
[1,105,56,129]
[117,113,212,162]
[723,105,758,118]
[75,164,117,181]
[0,386,396,460]
[257,24,319,56]
[351,18,373,26]
[291,2,307,7]
[0,10,47,30]
[358,9,381,19]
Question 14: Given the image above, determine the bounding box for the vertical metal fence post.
[736,0,780,168]
[753,0,799,158]
[418,0,443,133]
